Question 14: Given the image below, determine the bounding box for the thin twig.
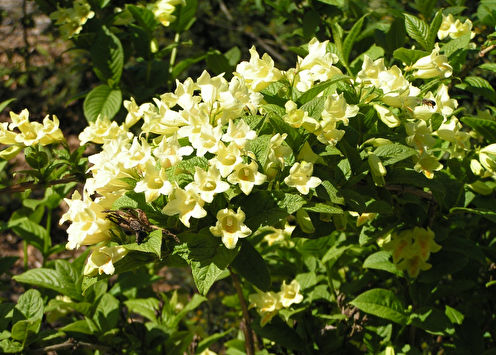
[0,176,81,194]
[30,339,112,354]
[230,268,257,355]
[385,185,433,200]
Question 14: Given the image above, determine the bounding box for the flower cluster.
[50,0,94,38]
[382,227,441,277]
[151,0,185,27]
[248,280,303,326]
[52,26,475,276]
[0,109,64,159]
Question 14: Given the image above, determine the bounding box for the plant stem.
[230,268,257,355]
[23,241,28,270]
[30,339,112,354]
[169,32,181,75]
[0,176,82,194]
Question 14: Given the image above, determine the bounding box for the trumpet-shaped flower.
[134,161,173,202]
[279,280,303,307]
[438,14,475,40]
[411,44,452,79]
[162,186,207,227]
[210,207,251,249]
[264,223,296,246]
[227,161,267,195]
[249,291,282,326]
[321,93,359,126]
[79,115,129,145]
[151,0,184,27]
[60,191,113,249]
[221,119,257,148]
[185,166,229,203]
[265,133,292,179]
[284,161,321,195]
[83,246,128,276]
[209,142,243,178]
[153,134,194,169]
[283,100,319,132]
[235,46,282,92]
[479,143,496,174]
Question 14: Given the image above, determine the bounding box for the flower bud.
[479,144,496,174]
[368,153,386,186]
[296,209,315,234]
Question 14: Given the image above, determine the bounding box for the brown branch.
[0,176,81,194]
[385,184,433,200]
[230,268,257,355]
[30,338,112,354]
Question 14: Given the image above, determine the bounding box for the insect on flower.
[421,99,436,108]
[104,208,179,244]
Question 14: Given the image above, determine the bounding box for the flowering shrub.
[1,1,496,354]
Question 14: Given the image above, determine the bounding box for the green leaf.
[363,251,403,276]
[8,217,48,253]
[127,4,158,33]
[171,0,198,33]
[0,339,23,353]
[170,294,206,328]
[0,98,15,113]
[462,76,496,104]
[252,316,306,351]
[350,288,408,325]
[125,298,160,322]
[404,14,429,49]
[174,230,238,295]
[479,63,496,73]
[122,230,162,258]
[296,74,350,105]
[442,32,471,57]
[304,203,343,214]
[302,9,320,39]
[13,268,83,301]
[343,15,366,64]
[269,191,306,214]
[94,293,119,332]
[393,48,428,66]
[14,289,44,321]
[83,84,122,122]
[461,116,496,142]
[60,318,97,335]
[373,143,416,166]
[90,26,124,83]
[427,10,443,50]
[445,305,464,325]
[231,240,271,291]
[410,308,454,335]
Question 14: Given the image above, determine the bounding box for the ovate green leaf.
[350,288,407,325]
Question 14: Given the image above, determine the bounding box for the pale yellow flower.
[210,207,252,249]
[209,142,243,178]
[78,115,129,145]
[83,246,128,276]
[284,161,321,195]
[221,119,257,148]
[438,14,475,40]
[373,104,401,128]
[162,186,207,227]
[134,161,173,202]
[153,134,193,169]
[151,0,184,27]
[185,166,229,203]
[248,291,282,326]
[283,100,319,132]
[60,191,114,249]
[235,46,282,92]
[479,144,496,174]
[279,280,303,308]
[411,44,452,79]
[227,161,267,195]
